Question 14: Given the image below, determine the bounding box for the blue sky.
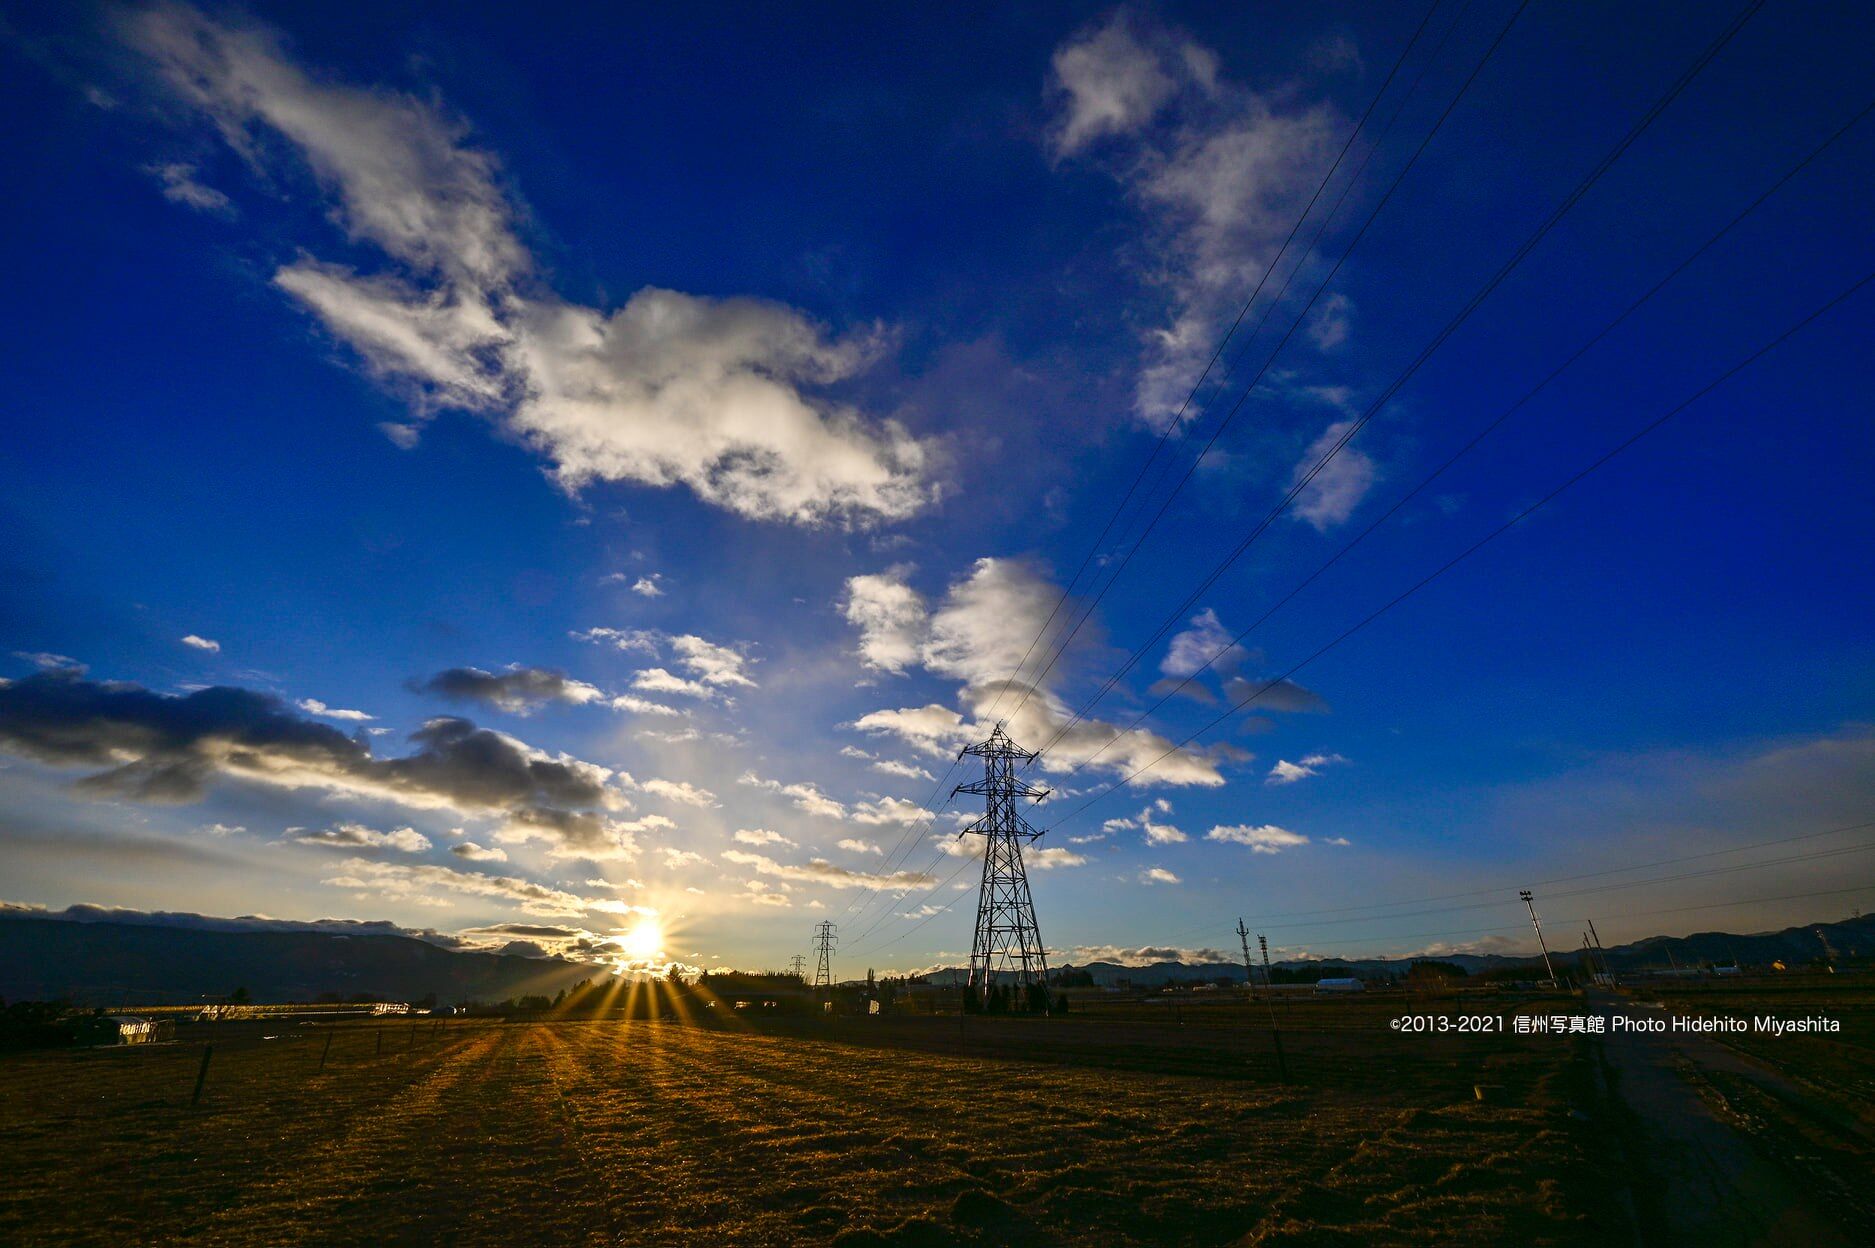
[2,1,1872,975]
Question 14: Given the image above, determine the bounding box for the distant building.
[95,1015,173,1045]
[1313,978,1364,993]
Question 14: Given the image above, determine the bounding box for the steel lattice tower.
[954,723,1051,1006]
[812,921,837,998]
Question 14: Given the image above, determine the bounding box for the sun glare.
[620,918,664,961]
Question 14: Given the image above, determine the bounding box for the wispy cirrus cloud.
[1045,11,1344,423]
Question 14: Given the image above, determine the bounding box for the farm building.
[1313,978,1365,994]
[72,1015,175,1045]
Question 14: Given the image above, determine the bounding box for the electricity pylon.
[788,953,808,981]
[954,723,1051,1008]
[812,921,837,998]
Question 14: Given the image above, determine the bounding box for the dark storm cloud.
[412,666,602,713]
[0,671,621,845]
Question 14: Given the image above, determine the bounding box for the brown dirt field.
[0,1010,1616,1247]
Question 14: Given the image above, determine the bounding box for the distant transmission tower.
[954,724,1051,1007]
[812,921,837,997]
[788,953,808,981]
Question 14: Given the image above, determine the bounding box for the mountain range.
[3,910,1870,1005]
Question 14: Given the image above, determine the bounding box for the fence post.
[376,1028,384,1057]
[317,1030,334,1072]
[191,1044,214,1106]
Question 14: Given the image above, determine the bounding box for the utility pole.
[1816,927,1839,974]
[1520,890,1558,987]
[1257,934,1288,1082]
[954,724,1051,1010]
[788,953,808,982]
[812,922,837,1000]
[1236,918,1257,1002]
[1586,918,1616,988]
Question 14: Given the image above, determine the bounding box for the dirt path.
[1590,993,1853,1247]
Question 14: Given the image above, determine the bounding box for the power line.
[1059,92,1875,781]
[854,264,1874,951]
[1157,818,1875,943]
[849,0,1786,952]
[843,0,1525,939]
[864,878,1875,970]
[835,2,1459,924]
[1008,0,1541,728]
[1025,0,1765,759]
[1046,261,1875,829]
[973,0,1452,730]
[1187,839,1875,939]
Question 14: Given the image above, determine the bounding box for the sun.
[619,918,664,962]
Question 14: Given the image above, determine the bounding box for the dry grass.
[0,1010,1612,1246]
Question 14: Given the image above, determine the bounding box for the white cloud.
[1048,15,1180,155]
[837,838,881,854]
[1140,866,1181,885]
[636,778,717,808]
[1306,292,1353,350]
[129,5,932,527]
[1046,14,1343,422]
[630,575,665,598]
[323,857,627,916]
[180,634,220,652]
[297,697,374,722]
[1291,419,1376,530]
[843,570,928,674]
[740,880,792,907]
[13,652,81,671]
[670,635,755,688]
[1206,823,1309,854]
[1161,608,1242,678]
[721,848,935,891]
[738,771,847,820]
[631,668,715,700]
[450,841,507,862]
[935,836,1086,870]
[851,795,928,826]
[734,828,794,847]
[846,559,1232,787]
[1030,846,1089,870]
[286,821,431,853]
[145,161,230,212]
[661,848,706,869]
[571,627,661,656]
[872,758,935,781]
[1267,752,1348,785]
[1143,816,1187,846]
[608,694,683,717]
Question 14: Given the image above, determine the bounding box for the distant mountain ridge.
[3,910,1870,1005]
[0,916,593,1006]
[924,913,1875,987]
